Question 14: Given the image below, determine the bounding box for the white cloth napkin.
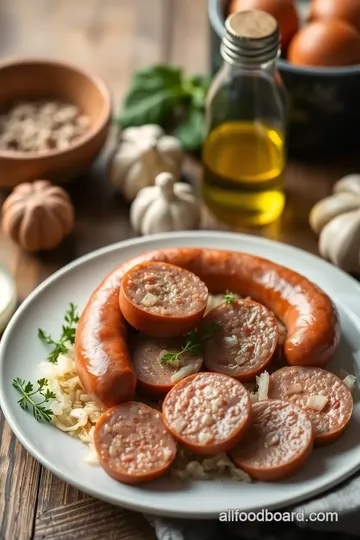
[146,471,360,539]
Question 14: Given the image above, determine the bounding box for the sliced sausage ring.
[201,298,278,381]
[119,261,209,337]
[162,372,252,455]
[94,401,177,485]
[131,335,203,399]
[268,366,354,445]
[229,399,313,481]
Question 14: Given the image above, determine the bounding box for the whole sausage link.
[75,248,340,407]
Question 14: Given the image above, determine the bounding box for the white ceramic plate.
[1,231,360,519]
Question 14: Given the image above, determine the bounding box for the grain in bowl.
[0,100,91,153]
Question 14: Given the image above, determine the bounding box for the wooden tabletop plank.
[34,469,153,540]
[0,415,41,540]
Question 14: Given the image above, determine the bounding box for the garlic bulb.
[333,174,360,196]
[310,172,360,272]
[319,211,360,273]
[130,172,201,235]
[309,192,360,235]
[109,124,183,201]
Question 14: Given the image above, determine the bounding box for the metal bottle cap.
[0,265,17,334]
[221,10,280,66]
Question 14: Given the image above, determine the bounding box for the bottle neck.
[220,49,280,75]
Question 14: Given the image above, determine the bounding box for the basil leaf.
[176,107,207,152]
[116,64,213,151]
[117,88,183,128]
[132,65,183,90]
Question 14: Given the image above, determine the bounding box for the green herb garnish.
[12,378,56,423]
[224,291,236,305]
[160,321,222,365]
[114,65,212,152]
[38,303,79,364]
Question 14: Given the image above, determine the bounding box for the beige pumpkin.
[1,180,74,251]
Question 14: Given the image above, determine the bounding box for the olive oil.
[202,121,285,227]
[202,10,288,228]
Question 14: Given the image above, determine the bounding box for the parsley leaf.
[12,378,55,423]
[160,321,222,365]
[224,291,236,305]
[38,303,79,364]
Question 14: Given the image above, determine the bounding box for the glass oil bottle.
[202,10,288,227]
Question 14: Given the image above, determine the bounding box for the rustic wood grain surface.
[1,1,360,539]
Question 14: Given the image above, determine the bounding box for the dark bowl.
[209,0,360,157]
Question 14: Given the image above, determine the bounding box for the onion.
[170,359,202,383]
[141,292,157,307]
[224,335,238,347]
[284,383,303,395]
[256,371,270,400]
[305,395,328,412]
[343,374,356,391]
[57,354,73,376]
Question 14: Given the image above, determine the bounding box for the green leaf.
[114,64,212,152]
[116,64,186,128]
[176,107,207,152]
[224,291,236,305]
[12,377,54,423]
[117,88,183,128]
[187,73,212,88]
[132,65,183,89]
[38,328,54,345]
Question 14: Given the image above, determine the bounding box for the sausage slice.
[229,399,313,481]
[202,299,278,381]
[132,335,203,399]
[119,261,208,337]
[268,366,353,444]
[162,372,252,455]
[94,402,177,485]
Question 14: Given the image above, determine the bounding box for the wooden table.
[1,1,360,539]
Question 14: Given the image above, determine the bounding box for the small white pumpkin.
[109,124,184,201]
[130,172,201,235]
[309,174,360,272]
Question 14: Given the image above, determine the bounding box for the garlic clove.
[141,200,174,234]
[122,160,148,201]
[130,186,158,233]
[121,124,164,143]
[158,135,184,167]
[334,174,360,196]
[171,200,201,230]
[319,210,360,273]
[309,192,360,235]
[109,143,139,192]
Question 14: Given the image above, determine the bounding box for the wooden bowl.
[0,58,112,188]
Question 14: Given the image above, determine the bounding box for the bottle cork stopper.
[222,10,280,65]
[226,10,278,40]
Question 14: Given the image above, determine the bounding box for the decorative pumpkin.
[1,180,74,252]
[130,172,201,235]
[109,124,184,202]
[309,174,360,272]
